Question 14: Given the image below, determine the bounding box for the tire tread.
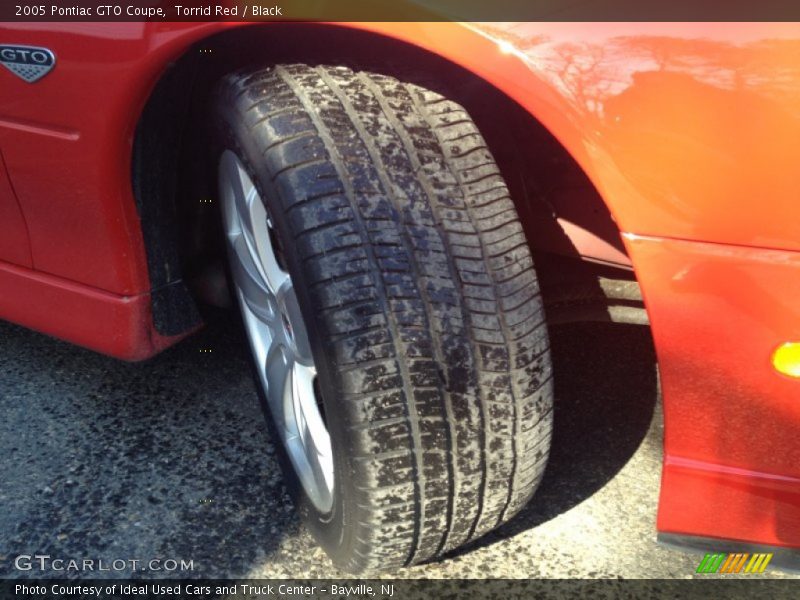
[217,64,553,573]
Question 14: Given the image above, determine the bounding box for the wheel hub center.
[280,309,294,343]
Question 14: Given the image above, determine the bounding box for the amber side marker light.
[773,342,800,378]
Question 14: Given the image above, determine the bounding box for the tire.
[215,64,553,573]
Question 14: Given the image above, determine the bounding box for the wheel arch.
[131,22,634,338]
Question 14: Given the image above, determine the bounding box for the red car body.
[1,21,799,558]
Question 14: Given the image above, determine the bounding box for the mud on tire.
[215,64,554,573]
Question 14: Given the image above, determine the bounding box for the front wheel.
[216,64,554,573]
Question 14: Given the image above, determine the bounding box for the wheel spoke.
[237,295,272,373]
[278,285,314,366]
[265,343,293,435]
[255,228,290,296]
[222,151,289,293]
[231,158,290,295]
[230,235,274,323]
[294,362,334,492]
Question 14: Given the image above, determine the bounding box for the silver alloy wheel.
[218,150,334,513]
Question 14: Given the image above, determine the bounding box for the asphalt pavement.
[0,311,796,580]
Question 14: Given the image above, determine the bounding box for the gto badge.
[0,45,56,83]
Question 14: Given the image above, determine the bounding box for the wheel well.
[132,23,638,336]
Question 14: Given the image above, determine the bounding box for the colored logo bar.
[696,553,773,574]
